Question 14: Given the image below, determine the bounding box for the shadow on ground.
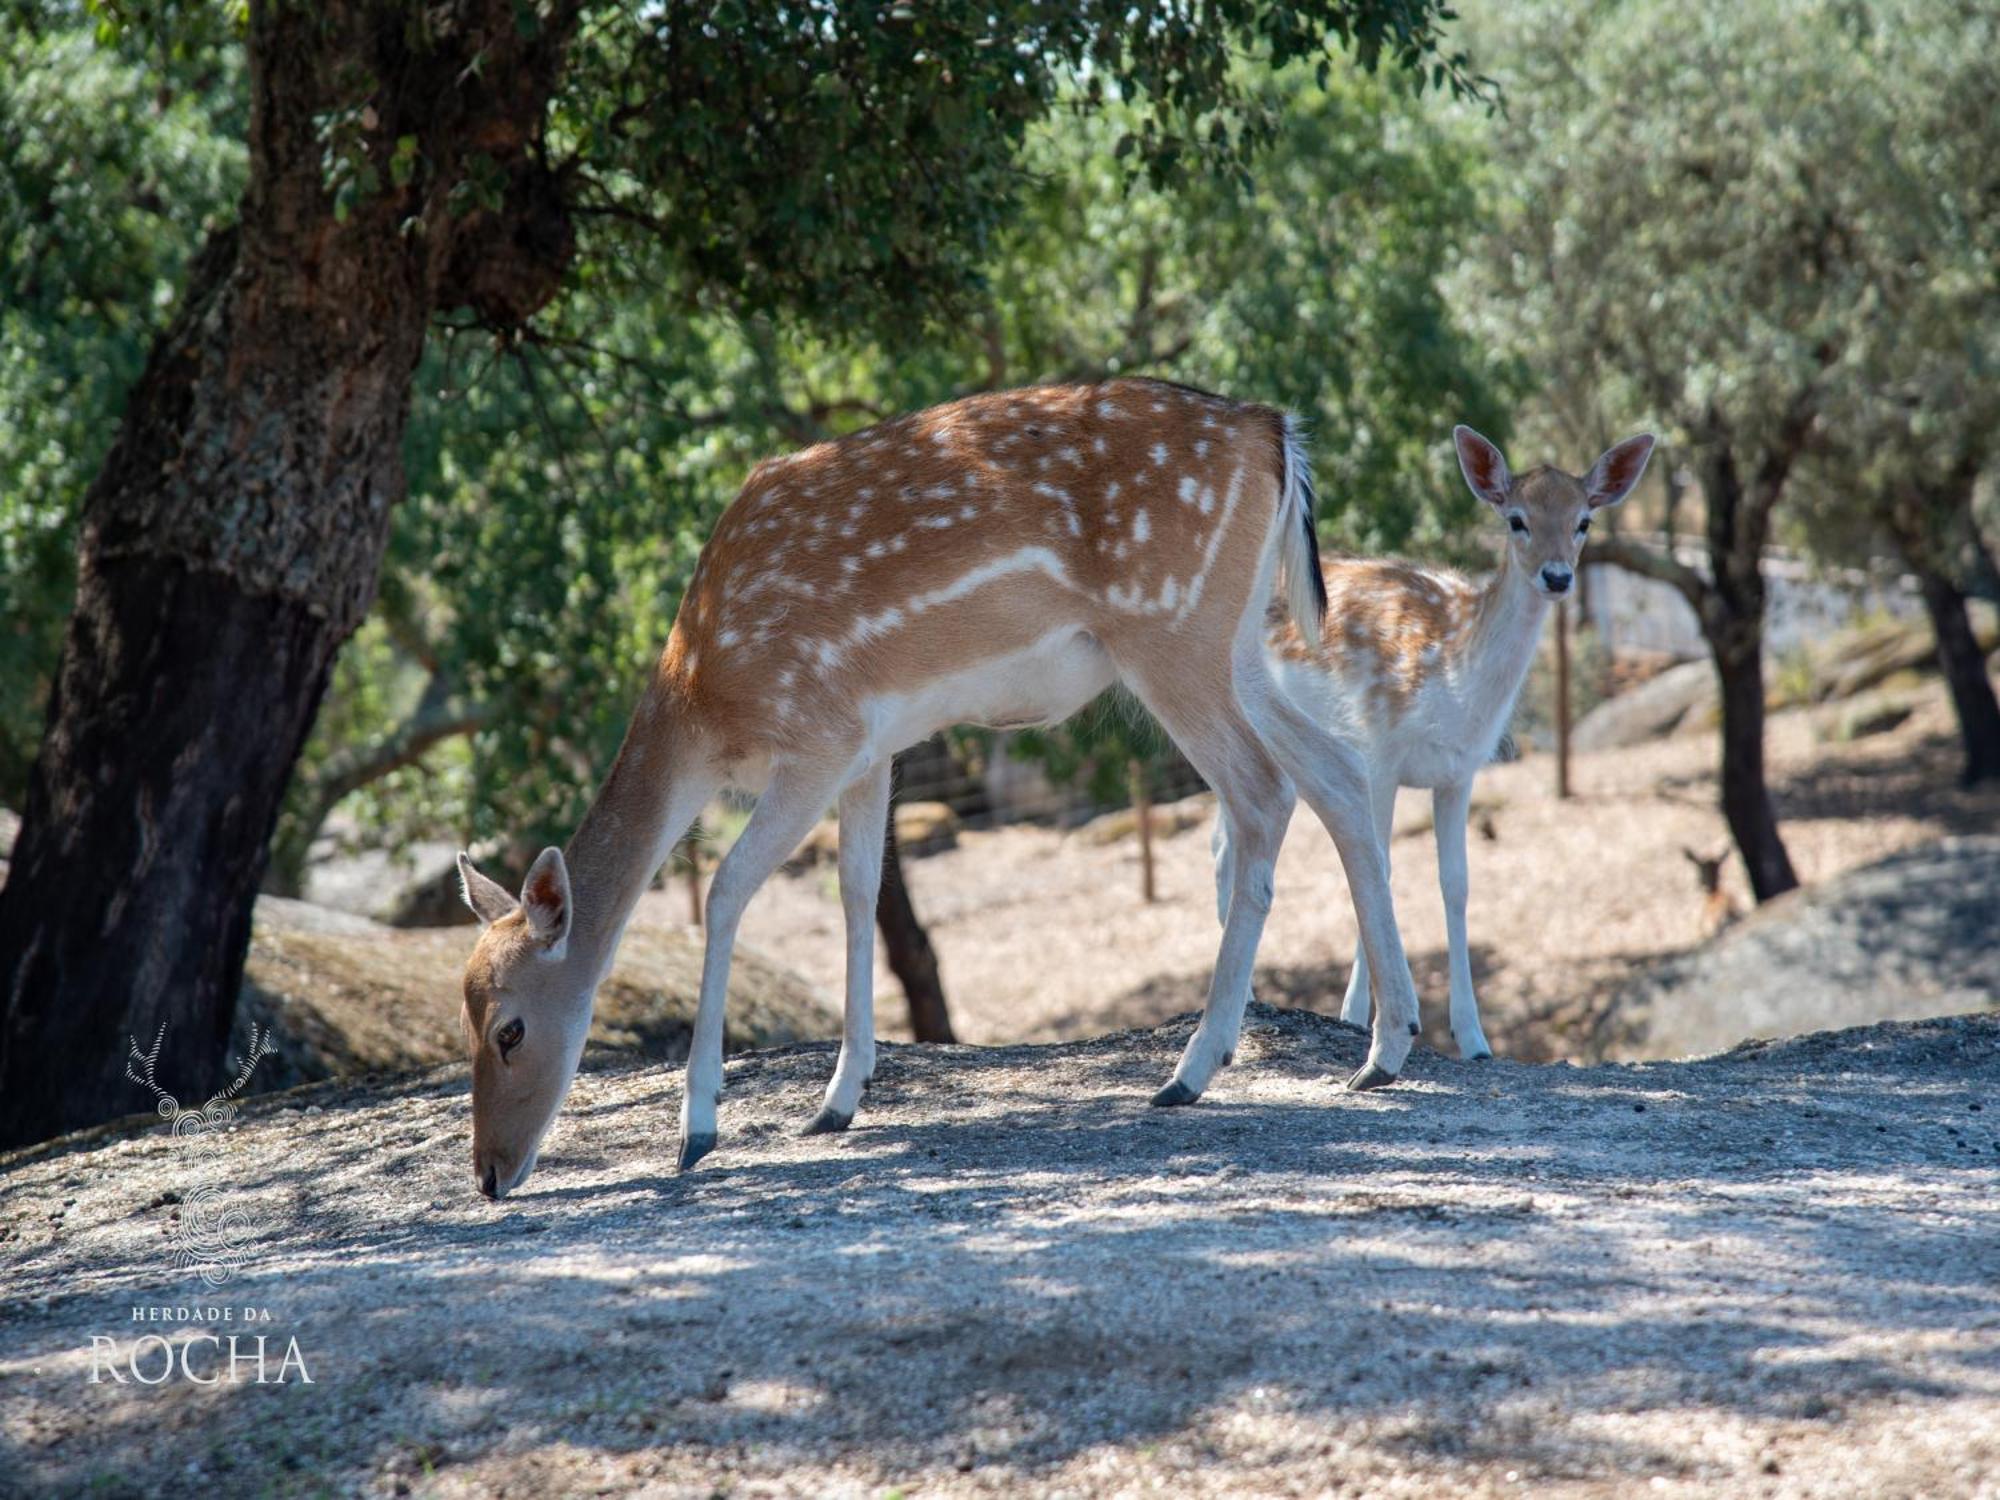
[2,1005,1996,1497]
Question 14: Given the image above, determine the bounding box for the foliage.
[0,3,245,794]
[1455,0,1882,482]
[1778,0,2000,571]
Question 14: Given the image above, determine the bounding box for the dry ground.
[2,1007,1996,1498]
[716,683,1998,1062]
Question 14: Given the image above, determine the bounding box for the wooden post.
[1129,757,1157,903]
[1554,598,1573,800]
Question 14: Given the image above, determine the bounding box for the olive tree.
[0,0,1479,1146]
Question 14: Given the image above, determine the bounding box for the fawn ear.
[458,853,517,927]
[1453,425,1512,508]
[1585,433,1655,509]
[519,846,572,955]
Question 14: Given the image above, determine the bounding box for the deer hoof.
[1151,1080,1201,1108]
[803,1107,852,1136]
[676,1132,717,1173]
[1408,1021,1421,1037]
[1464,1048,1493,1062]
[1346,1062,1399,1092]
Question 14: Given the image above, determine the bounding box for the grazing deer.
[454,378,1426,1199]
[1214,425,1654,1060]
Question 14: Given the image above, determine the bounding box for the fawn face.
[457,847,588,1200]
[1454,426,1655,599]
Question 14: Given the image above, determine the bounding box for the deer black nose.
[1540,565,1573,595]
[479,1164,499,1199]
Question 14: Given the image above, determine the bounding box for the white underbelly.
[859,628,1117,764]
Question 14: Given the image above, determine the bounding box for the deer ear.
[1585,433,1655,509]
[519,846,572,955]
[458,852,517,927]
[1453,425,1512,508]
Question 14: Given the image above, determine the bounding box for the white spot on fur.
[1150,443,1168,467]
[1177,475,1197,503]
[1133,510,1151,543]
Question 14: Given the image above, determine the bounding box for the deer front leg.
[808,761,892,1135]
[1433,780,1491,1059]
[1339,775,1398,1030]
[679,759,848,1172]
[1210,806,1235,928]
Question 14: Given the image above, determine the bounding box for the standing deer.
[455,378,1425,1199]
[1215,425,1654,1060]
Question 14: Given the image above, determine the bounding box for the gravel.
[3,1004,1996,1498]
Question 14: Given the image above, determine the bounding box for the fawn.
[454,379,1425,1198]
[1214,425,1655,1059]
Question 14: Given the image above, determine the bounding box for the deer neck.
[1464,545,1553,728]
[558,709,704,982]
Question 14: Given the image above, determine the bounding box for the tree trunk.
[1711,635,1798,900]
[876,814,955,1044]
[1913,562,2000,786]
[1886,474,2000,788]
[1698,425,1799,903]
[0,0,576,1148]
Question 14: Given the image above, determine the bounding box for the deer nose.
[479,1164,500,1200]
[1540,565,1573,595]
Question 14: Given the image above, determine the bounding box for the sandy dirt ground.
[715,687,1998,1061]
[2,1007,1996,1498]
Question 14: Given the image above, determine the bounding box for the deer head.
[456,846,592,1200]
[1454,427,1655,599]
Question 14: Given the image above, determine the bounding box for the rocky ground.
[3,1006,1997,1499]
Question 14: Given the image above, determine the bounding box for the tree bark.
[1885,473,2000,788]
[1695,420,1800,903]
[875,814,955,1044]
[0,0,577,1147]
[1913,563,2000,785]
[1586,413,1805,905]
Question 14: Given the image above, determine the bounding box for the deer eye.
[495,1018,524,1058]
[1507,515,1529,534]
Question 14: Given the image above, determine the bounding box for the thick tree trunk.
[1711,636,1798,900]
[0,0,575,1147]
[1887,474,2000,788]
[1913,562,2000,786]
[1697,419,1800,903]
[876,817,956,1045]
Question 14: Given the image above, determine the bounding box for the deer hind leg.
[1121,660,1292,1107]
[1237,652,1418,1088]
[1432,779,1491,1060]
[679,753,852,1172]
[1337,774,1398,1029]
[806,758,892,1136]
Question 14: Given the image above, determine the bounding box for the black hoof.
[803,1107,853,1136]
[676,1132,717,1172]
[1408,1021,1421,1037]
[1151,1080,1201,1108]
[1465,1049,1493,1062]
[1346,1062,1399,1092]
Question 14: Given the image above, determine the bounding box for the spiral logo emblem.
[124,1024,277,1289]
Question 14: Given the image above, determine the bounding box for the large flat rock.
[1602,836,2000,1060]
[3,1005,1996,1497]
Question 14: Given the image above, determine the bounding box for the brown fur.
[663,378,1289,762]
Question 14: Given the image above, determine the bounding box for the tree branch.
[1583,535,1711,615]
[305,676,489,828]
